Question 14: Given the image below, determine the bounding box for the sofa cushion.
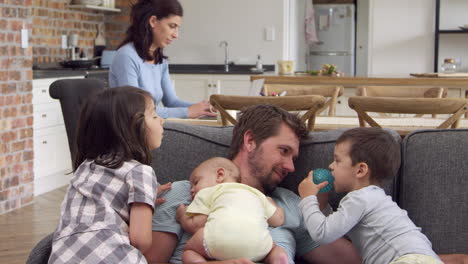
[152,123,233,184]
[152,122,400,209]
[398,129,468,254]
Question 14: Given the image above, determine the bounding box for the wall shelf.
[434,0,468,72]
[439,30,468,34]
[68,4,120,13]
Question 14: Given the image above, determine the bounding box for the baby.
[176,157,288,264]
[298,127,442,264]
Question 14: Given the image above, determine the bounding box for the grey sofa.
[26,123,468,263]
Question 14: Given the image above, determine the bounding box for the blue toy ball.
[312,168,335,193]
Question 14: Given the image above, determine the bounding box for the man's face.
[247,123,299,193]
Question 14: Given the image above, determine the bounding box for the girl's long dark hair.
[119,0,183,64]
[73,86,154,171]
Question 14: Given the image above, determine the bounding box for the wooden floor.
[0,186,66,264]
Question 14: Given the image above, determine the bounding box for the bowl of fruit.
[307,64,344,77]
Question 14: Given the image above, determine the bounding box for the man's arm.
[145,231,178,264]
[300,238,361,264]
[176,204,208,234]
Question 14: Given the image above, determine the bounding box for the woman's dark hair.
[73,86,154,171]
[229,104,309,159]
[336,127,401,185]
[120,0,183,64]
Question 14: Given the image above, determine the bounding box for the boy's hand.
[176,204,188,223]
[298,171,329,199]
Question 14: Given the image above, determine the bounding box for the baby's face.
[189,168,218,200]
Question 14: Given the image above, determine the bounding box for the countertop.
[33,64,275,79]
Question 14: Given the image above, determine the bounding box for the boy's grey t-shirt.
[299,185,439,264]
[152,181,319,263]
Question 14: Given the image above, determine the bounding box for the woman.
[109,0,216,119]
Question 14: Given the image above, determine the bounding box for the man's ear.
[243,129,256,152]
[149,15,158,28]
[355,162,369,179]
[216,168,225,183]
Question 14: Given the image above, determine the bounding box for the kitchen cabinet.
[171,74,251,102]
[32,77,82,196]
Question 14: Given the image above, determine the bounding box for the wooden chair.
[348,96,468,129]
[263,84,343,116]
[209,94,326,131]
[356,86,447,118]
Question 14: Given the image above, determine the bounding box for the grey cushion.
[398,129,468,254]
[151,122,400,209]
[152,123,233,184]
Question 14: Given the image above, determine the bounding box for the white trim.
[34,170,71,196]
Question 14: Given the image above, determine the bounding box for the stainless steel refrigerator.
[307,4,355,76]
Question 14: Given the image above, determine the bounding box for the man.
[146,105,361,264]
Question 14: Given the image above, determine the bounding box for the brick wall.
[31,0,108,64]
[0,0,132,214]
[105,0,131,49]
[0,1,34,214]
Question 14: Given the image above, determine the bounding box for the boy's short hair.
[336,127,401,185]
[197,157,241,182]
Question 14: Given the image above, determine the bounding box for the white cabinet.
[32,77,82,196]
[171,74,251,102]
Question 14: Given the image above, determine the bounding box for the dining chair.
[262,84,343,116]
[355,86,447,118]
[209,94,326,131]
[49,78,107,162]
[348,96,468,129]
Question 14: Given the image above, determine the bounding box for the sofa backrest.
[398,129,468,254]
[152,122,400,209]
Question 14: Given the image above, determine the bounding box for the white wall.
[366,0,468,75]
[165,0,287,65]
[368,0,434,75]
[166,0,467,74]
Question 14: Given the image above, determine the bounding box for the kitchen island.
[251,75,468,116]
[250,74,468,90]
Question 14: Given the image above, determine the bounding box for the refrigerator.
[307,4,355,76]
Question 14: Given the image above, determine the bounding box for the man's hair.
[229,104,308,159]
[336,127,401,185]
[74,86,154,171]
[197,157,240,182]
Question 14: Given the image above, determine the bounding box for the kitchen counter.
[251,74,468,89]
[33,64,275,79]
[33,68,108,79]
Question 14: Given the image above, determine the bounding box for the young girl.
[48,86,164,263]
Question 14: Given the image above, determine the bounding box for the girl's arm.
[129,202,154,258]
[176,204,208,234]
[266,197,285,227]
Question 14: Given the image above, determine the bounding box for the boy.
[298,127,442,264]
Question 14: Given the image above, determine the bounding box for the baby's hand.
[298,171,328,199]
[176,204,188,223]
